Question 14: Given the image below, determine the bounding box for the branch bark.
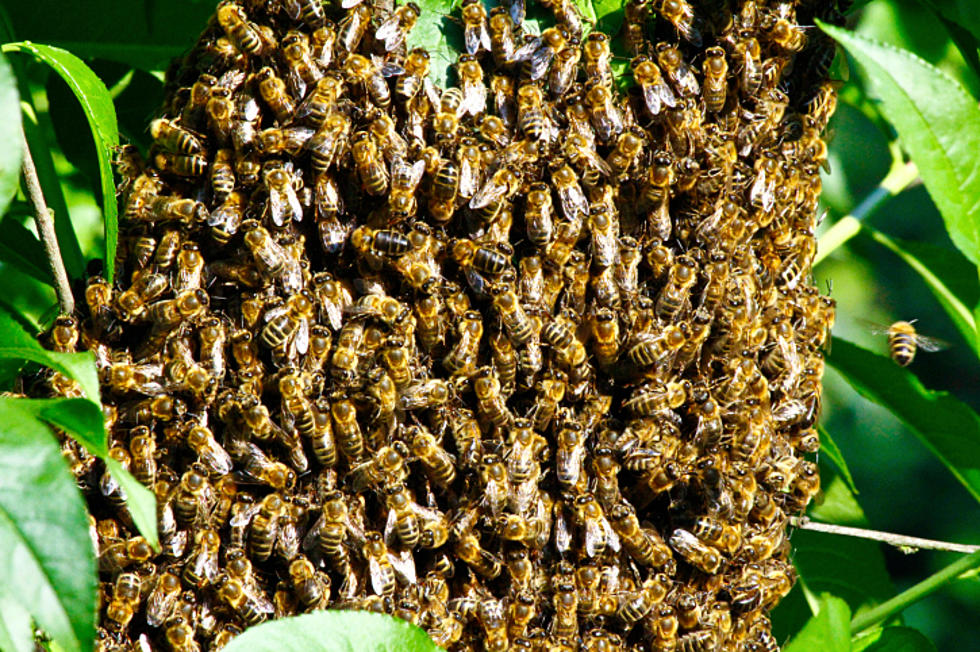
[790,516,980,554]
[20,125,74,315]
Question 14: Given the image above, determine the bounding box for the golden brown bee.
[387,157,426,221]
[154,151,209,178]
[623,0,651,57]
[216,1,263,55]
[289,555,329,611]
[375,1,419,51]
[658,0,701,45]
[605,127,646,180]
[584,79,623,143]
[351,131,389,195]
[517,82,554,143]
[146,571,181,628]
[362,531,398,596]
[182,528,221,589]
[670,528,724,574]
[254,66,295,123]
[702,46,729,113]
[488,8,518,68]
[345,53,395,109]
[151,118,205,155]
[217,576,273,626]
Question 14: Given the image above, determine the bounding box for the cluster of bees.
[37,0,844,649]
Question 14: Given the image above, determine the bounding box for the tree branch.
[790,516,980,554]
[20,125,74,315]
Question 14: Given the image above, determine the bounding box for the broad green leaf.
[407,0,463,88]
[0,596,33,652]
[931,10,980,83]
[819,425,859,495]
[860,225,979,356]
[35,398,158,549]
[917,0,980,44]
[0,397,97,652]
[0,52,21,218]
[591,0,624,36]
[220,611,441,652]
[784,594,852,652]
[105,458,159,551]
[0,307,100,402]
[0,214,53,286]
[828,337,980,504]
[4,42,119,282]
[819,23,980,267]
[3,1,214,73]
[853,626,937,652]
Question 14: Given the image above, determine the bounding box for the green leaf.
[861,225,979,356]
[0,52,21,218]
[0,397,97,652]
[0,214,53,286]
[590,0,624,38]
[105,459,159,551]
[3,42,120,282]
[2,0,215,73]
[932,10,980,83]
[853,626,938,652]
[828,337,980,504]
[36,399,158,549]
[0,307,100,402]
[819,426,859,495]
[0,596,34,652]
[220,611,442,652]
[407,0,463,89]
[819,23,980,267]
[784,594,852,652]
[916,0,980,44]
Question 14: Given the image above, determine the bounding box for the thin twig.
[790,516,980,554]
[20,124,74,315]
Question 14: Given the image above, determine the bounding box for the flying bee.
[702,46,728,113]
[216,0,263,54]
[867,320,949,367]
[658,0,701,45]
[351,132,389,195]
[457,54,487,117]
[375,2,420,51]
[461,0,491,54]
[387,157,426,222]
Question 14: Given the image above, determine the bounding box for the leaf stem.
[814,159,919,265]
[850,548,980,634]
[791,516,980,554]
[19,124,74,316]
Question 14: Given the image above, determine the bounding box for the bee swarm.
[46,0,842,649]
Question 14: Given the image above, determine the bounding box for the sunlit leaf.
[0,596,33,652]
[860,225,979,356]
[0,397,96,652]
[819,426,859,495]
[820,23,980,267]
[0,214,53,286]
[408,0,462,88]
[106,459,159,551]
[853,626,938,652]
[3,42,120,282]
[0,52,21,218]
[784,594,852,652]
[828,337,980,504]
[220,610,441,652]
[3,0,214,72]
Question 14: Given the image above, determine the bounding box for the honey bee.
[375,2,419,51]
[362,531,397,596]
[517,82,555,143]
[563,133,612,187]
[623,0,651,57]
[146,571,181,628]
[154,151,210,178]
[584,80,623,143]
[387,157,426,221]
[151,118,205,156]
[395,48,434,104]
[456,531,503,579]
[736,33,763,95]
[866,320,948,367]
[605,128,646,180]
[351,132,389,195]
[551,578,579,639]
[516,26,571,81]
[260,291,314,359]
[670,528,724,574]
[242,220,287,280]
[182,529,221,589]
[489,9,518,68]
[105,572,141,632]
[331,394,365,461]
[217,576,273,626]
[216,1,263,55]
[699,46,730,114]
[549,39,581,97]
[658,0,701,45]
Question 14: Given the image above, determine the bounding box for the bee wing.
[465,23,492,55]
[585,149,613,177]
[642,85,663,116]
[461,80,487,117]
[383,507,399,547]
[509,0,525,25]
[375,16,404,51]
[291,317,310,357]
[557,185,589,222]
[529,47,555,81]
[470,175,510,209]
[341,0,364,7]
[458,157,480,198]
[267,187,289,228]
[422,78,442,109]
[389,547,417,585]
[914,333,950,352]
[603,517,622,553]
[554,502,572,554]
[649,202,672,240]
[513,36,541,62]
[407,158,426,188]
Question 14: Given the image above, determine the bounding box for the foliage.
[0,0,978,650]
